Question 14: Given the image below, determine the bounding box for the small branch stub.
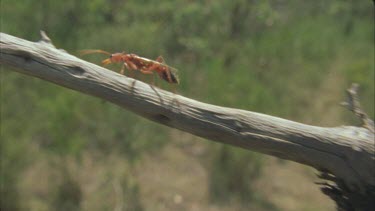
[38,30,55,47]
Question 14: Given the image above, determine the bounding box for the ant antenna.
[80,49,112,56]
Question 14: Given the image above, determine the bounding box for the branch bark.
[1,32,374,210]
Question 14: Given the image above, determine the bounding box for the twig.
[341,83,374,133]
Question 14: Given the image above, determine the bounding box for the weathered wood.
[0,32,374,210]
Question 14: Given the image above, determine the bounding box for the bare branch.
[1,32,374,210]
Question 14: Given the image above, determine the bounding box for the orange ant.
[80,50,179,85]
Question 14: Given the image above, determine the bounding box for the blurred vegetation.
[1,0,373,211]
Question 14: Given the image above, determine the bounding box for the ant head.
[102,53,120,65]
[105,53,123,64]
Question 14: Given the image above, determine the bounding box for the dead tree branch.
[0,32,374,210]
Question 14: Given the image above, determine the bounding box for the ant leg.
[124,60,139,79]
[141,64,159,84]
[172,84,177,94]
[124,59,138,70]
[143,63,159,72]
[121,62,136,81]
[139,69,154,75]
[139,69,155,85]
[121,63,130,75]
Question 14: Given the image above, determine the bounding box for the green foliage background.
[1,1,373,211]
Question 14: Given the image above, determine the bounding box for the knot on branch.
[341,83,374,133]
